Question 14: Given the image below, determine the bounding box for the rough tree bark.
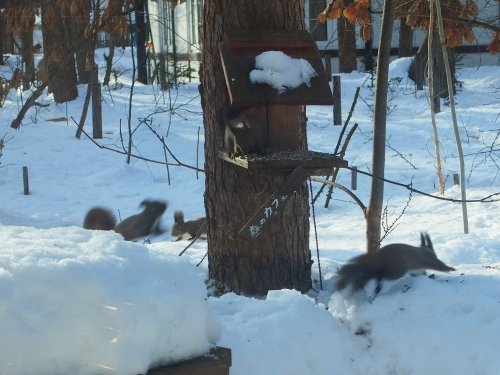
[20,29,35,89]
[408,31,455,96]
[41,0,78,103]
[0,12,4,65]
[135,0,148,84]
[72,0,91,84]
[102,0,122,86]
[337,0,357,73]
[408,34,427,90]
[201,0,312,296]
[398,18,413,57]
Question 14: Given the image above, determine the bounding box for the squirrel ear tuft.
[140,199,151,207]
[174,210,184,222]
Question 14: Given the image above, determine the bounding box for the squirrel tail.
[83,207,117,231]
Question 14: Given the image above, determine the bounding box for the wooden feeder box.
[145,346,231,375]
[218,29,347,175]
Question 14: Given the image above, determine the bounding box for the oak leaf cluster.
[3,4,36,34]
[318,0,499,53]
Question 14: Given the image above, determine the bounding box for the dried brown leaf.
[487,32,500,54]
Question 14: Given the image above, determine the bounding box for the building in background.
[147,0,498,82]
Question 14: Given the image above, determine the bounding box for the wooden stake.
[23,166,29,195]
[351,166,358,190]
[91,68,103,139]
[332,75,342,125]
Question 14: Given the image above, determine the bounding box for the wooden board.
[239,166,309,239]
[219,29,334,106]
[146,347,231,375]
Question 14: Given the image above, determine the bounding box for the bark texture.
[41,0,78,103]
[398,19,414,57]
[337,0,357,73]
[408,31,455,96]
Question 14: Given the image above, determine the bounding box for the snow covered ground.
[1,48,499,374]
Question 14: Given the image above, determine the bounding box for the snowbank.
[0,225,219,375]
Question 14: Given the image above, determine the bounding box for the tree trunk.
[398,18,413,57]
[72,0,91,84]
[337,0,357,73]
[408,31,455,97]
[41,0,78,103]
[431,31,455,99]
[169,4,178,86]
[20,29,34,90]
[408,34,428,90]
[0,12,4,65]
[365,0,395,252]
[103,38,116,86]
[364,38,374,73]
[201,0,312,296]
[102,0,122,86]
[135,0,148,84]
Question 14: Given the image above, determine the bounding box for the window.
[306,0,327,41]
[162,1,173,48]
[188,0,202,47]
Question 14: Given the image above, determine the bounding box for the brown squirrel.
[171,210,207,241]
[83,200,167,241]
[335,232,455,296]
[224,107,265,158]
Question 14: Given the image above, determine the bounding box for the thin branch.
[10,82,48,129]
[142,118,199,169]
[178,220,208,256]
[380,184,413,243]
[311,177,367,215]
[434,0,469,233]
[312,87,361,204]
[70,117,204,172]
[428,1,447,195]
[395,11,500,34]
[348,165,500,203]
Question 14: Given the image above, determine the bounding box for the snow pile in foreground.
[0,225,219,375]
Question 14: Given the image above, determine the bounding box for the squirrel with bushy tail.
[335,232,455,296]
[83,200,167,241]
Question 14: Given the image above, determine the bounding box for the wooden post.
[91,69,103,139]
[351,166,358,190]
[433,95,440,114]
[332,75,342,125]
[23,166,29,195]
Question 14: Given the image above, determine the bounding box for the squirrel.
[335,232,455,296]
[224,107,265,158]
[83,200,167,241]
[171,210,207,241]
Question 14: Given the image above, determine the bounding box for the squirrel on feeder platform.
[83,200,167,241]
[224,107,265,158]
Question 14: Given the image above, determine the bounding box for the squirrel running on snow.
[171,210,207,241]
[83,200,167,241]
[335,232,455,296]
